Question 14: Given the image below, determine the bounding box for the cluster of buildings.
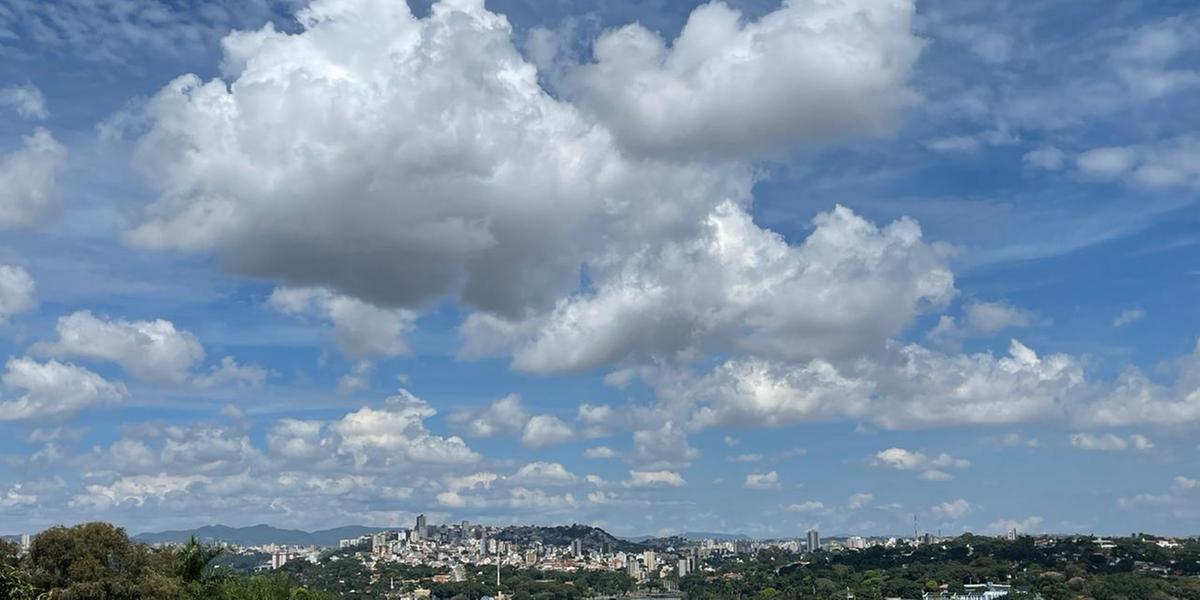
[721,529,946,556]
[918,583,1014,600]
[334,514,706,585]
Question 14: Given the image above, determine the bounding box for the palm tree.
[178,536,224,584]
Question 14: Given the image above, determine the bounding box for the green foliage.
[200,574,333,600]
[4,524,326,600]
[7,524,1200,600]
[679,535,1200,600]
[0,563,36,600]
[176,536,222,583]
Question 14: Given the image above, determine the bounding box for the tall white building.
[271,550,293,570]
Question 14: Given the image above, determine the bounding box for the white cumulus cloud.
[35,310,205,383]
[0,357,126,421]
[0,265,36,324]
[269,287,415,358]
[0,128,67,229]
[562,0,922,158]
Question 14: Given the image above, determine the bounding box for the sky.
[0,0,1198,540]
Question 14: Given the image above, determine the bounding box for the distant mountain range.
[133,524,390,547]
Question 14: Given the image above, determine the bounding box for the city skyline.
[1,0,1199,540]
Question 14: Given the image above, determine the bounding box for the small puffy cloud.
[631,420,698,469]
[673,357,873,429]
[587,490,616,505]
[35,310,204,383]
[510,462,577,485]
[0,128,68,229]
[787,501,824,513]
[1109,17,1200,99]
[1075,137,1200,188]
[728,453,763,463]
[929,301,1035,344]
[193,356,268,389]
[446,472,499,492]
[72,474,210,509]
[0,485,38,508]
[0,357,126,421]
[451,393,529,438]
[744,471,780,490]
[584,446,617,459]
[932,498,971,520]
[1068,432,1154,451]
[847,492,874,510]
[269,287,414,358]
[449,394,572,448]
[438,471,499,507]
[85,421,262,476]
[1131,434,1155,450]
[988,516,1043,534]
[871,447,926,470]
[964,301,1034,334]
[0,265,37,323]
[0,84,49,120]
[1113,308,1145,327]
[577,403,621,438]
[563,0,922,159]
[336,360,373,395]
[266,419,326,462]
[624,470,685,489]
[1116,474,1200,517]
[871,447,969,480]
[1081,342,1200,427]
[1023,146,1066,170]
[520,415,574,448]
[329,390,480,467]
[1078,146,1140,177]
[920,470,953,481]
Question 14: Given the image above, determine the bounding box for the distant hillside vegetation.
[492,524,643,552]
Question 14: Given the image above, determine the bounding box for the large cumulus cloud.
[561,0,923,159]
[462,201,954,373]
[127,0,757,318]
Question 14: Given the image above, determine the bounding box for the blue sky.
[0,0,1198,539]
